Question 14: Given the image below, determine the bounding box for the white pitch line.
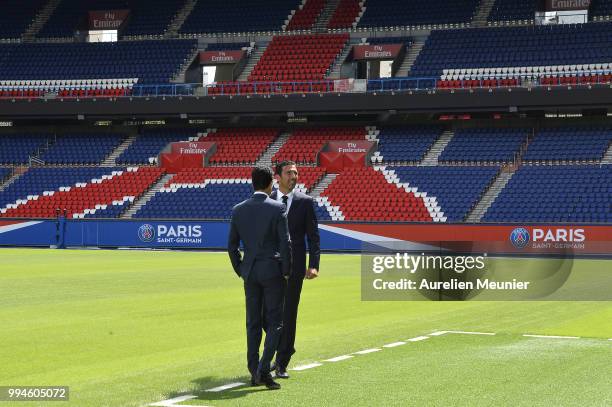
[383,341,406,348]
[206,382,245,392]
[446,331,496,336]
[406,336,429,342]
[353,348,382,355]
[291,362,323,371]
[428,331,448,336]
[149,394,197,406]
[325,355,354,362]
[523,334,580,339]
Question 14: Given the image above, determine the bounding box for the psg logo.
[510,227,530,249]
[138,224,155,243]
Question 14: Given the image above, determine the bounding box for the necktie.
[282,195,288,210]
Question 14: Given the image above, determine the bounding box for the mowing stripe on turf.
[523,334,580,339]
[383,341,406,348]
[325,355,354,362]
[206,382,245,392]
[291,362,323,371]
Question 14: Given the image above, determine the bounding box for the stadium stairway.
[603,142,612,164]
[310,173,337,198]
[21,0,61,41]
[122,173,174,218]
[465,166,515,222]
[237,43,269,82]
[171,46,200,83]
[471,0,496,27]
[419,130,454,166]
[254,132,291,168]
[0,167,165,219]
[0,169,24,192]
[328,37,362,79]
[101,135,138,167]
[395,38,427,77]
[313,0,341,31]
[164,0,199,38]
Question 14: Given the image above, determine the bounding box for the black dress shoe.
[271,362,290,379]
[256,373,281,390]
[250,375,259,386]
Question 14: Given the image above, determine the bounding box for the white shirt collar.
[277,190,294,200]
[253,191,268,197]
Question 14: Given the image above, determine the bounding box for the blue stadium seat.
[440,128,529,163]
[40,133,125,165]
[36,0,182,38]
[411,22,612,78]
[179,0,302,34]
[0,133,51,165]
[0,168,11,184]
[134,183,254,219]
[590,0,612,18]
[483,165,612,223]
[523,127,612,162]
[0,40,197,84]
[376,126,442,163]
[0,0,46,39]
[358,0,479,28]
[117,128,197,165]
[487,0,537,23]
[393,166,500,222]
[205,42,252,51]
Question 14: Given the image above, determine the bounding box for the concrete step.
[22,0,62,40]
[328,38,361,79]
[310,173,337,198]
[255,132,291,168]
[471,0,496,28]
[237,44,268,81]
[396,38,427,77]
[0,170,25,192]
[165,0,198,38]
[122,173,174,218]
[313,0,341,31]
[465,168,516,222]
[171,45,200,83]
[419,130,454,166]
[602,141,612,164]
[101,135,137,167]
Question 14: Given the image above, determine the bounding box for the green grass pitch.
[0,249,610,406]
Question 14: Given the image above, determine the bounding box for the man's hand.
[305,268,319,280]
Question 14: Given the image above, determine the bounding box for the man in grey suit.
[228,166,292,390]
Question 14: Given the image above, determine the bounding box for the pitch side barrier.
[0,219,610,257]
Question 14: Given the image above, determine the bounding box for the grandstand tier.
[0,167,164,219]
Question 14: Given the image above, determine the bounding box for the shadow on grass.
[164,375,272,403]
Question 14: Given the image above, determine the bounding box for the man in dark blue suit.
[270,161,321,378]
[228,166,292,390]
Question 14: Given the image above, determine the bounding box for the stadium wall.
[0,219,610,256]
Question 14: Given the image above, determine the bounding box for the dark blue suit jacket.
[271,190,320,275]
[228,192,292,281]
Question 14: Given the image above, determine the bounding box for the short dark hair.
[275,160,297,176]
[252,165,273,191]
